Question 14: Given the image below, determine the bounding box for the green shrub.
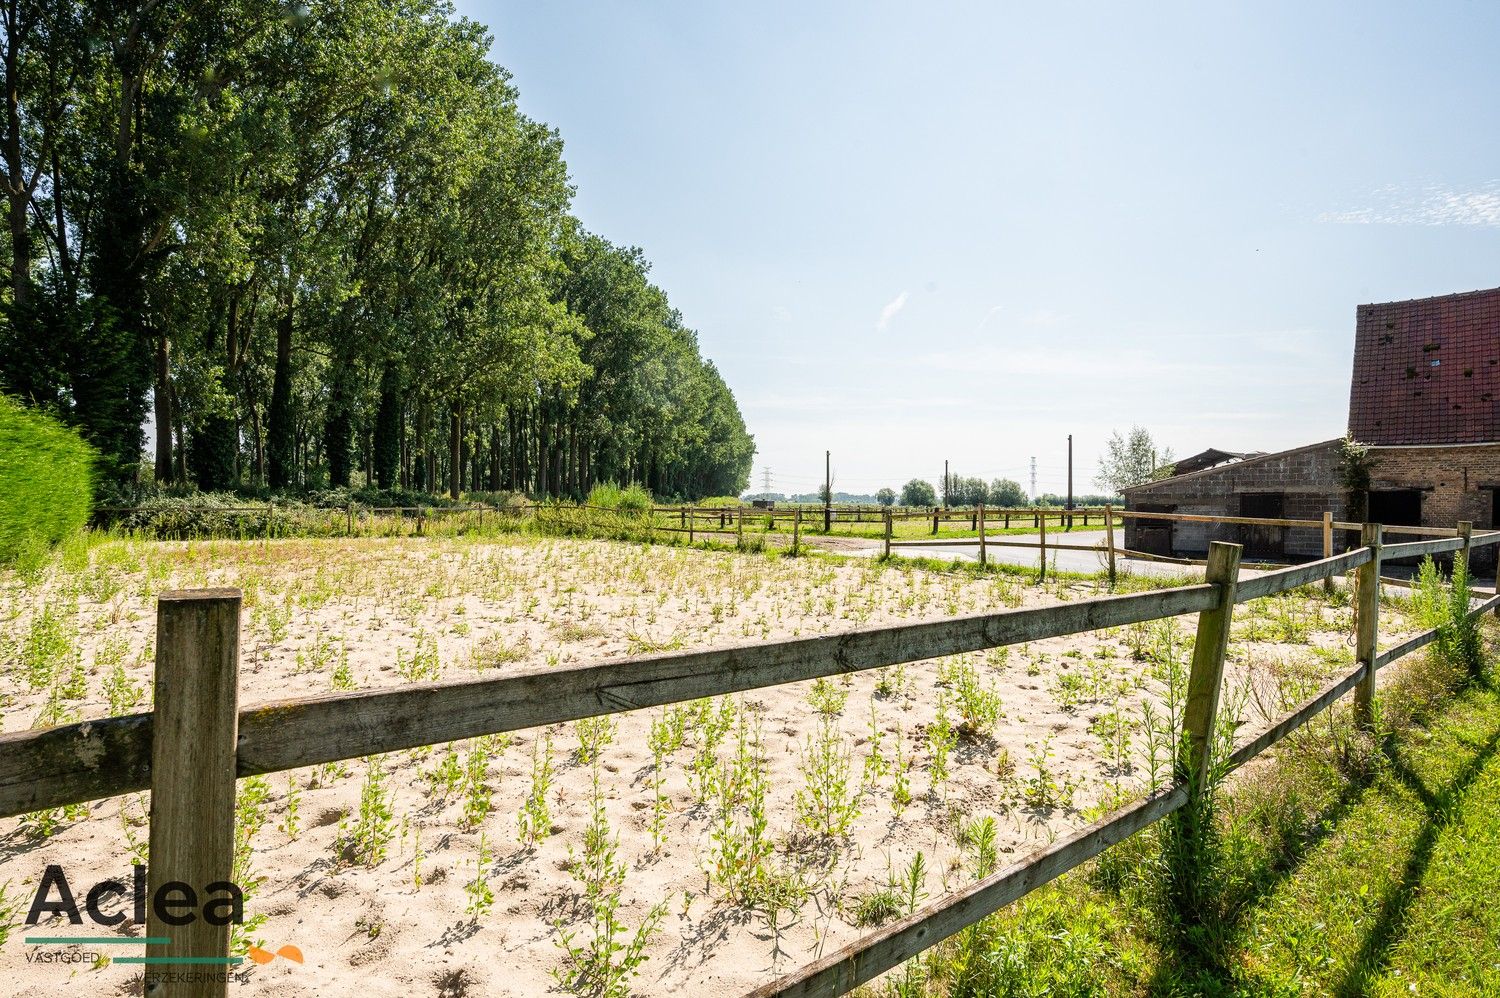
[586,481,652,515]
[0,396,96,564]
[1413,554,1484,677]
[695,496,744,508]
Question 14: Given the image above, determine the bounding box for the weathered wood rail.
[2,523,1497,996]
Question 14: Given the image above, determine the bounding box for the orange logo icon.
[247,944,304,965]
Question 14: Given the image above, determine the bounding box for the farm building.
[1123,286,1500,564]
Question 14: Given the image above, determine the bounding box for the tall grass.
[0,396,96,564]
[586,481,653,514]
[1413,553,1483,677]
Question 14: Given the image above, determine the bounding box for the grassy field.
[852,619,1500,997]
[0,528,1459,997]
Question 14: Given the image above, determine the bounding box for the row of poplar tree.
[0,1,755,500]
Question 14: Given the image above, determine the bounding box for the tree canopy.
[900,479,937,507]
[1094,427,1174,493]
[0,0,753,501]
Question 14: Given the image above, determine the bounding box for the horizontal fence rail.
[0,584,1219,817]
[2,521,1497,997]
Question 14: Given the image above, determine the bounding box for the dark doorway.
[1239,493,1285,559]
[1368,489,1423,527]
[1134,504,1175,556]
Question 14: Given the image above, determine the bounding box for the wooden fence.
[3,525,1498,996]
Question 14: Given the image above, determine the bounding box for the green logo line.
[25,937,171,945]
[113,956,244,965]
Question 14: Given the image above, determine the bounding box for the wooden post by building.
[146,589,242,998]
[824,450,832,533]
[978,503,987,567]
[1038,511,1048,582]
[1105,505,1117,588]
[1181,542,1242,791]
[1353,522,1382,730]
[1322,511,1334,594]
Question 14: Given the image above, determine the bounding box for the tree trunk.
[449,398,462,499]
[373,363,401,490]
[267,287,295,489]
[414,398,429,492]
[153,334,173,482]
[325,366,352,488]
[489,424,502,491]
[536,405,549,498]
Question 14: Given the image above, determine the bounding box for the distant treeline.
[743,483,1122,507]
[0,1,754,502]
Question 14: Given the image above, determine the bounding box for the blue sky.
[455,0,1500,497]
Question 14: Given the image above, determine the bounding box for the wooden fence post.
[737,507,744,548]
[978,503,987,567]
[1105,505,1117,588]
[1038,512,1048,582]
[1322,511,1334,594]
[931,507,939,535]
[883,508,892,559]
[1458,519,1473,569]
[1181,542,1242,791]
[145,589,242,998]
[793,507,802,557]
[1353,522,1382,731]
[346,502,354,536]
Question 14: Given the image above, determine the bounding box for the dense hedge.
[0,396,96,563]
[94,488,530,541]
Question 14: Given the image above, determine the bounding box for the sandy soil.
[0,534,1417,996]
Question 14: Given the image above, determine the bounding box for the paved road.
[831,528,1212,580]
[819,530,1499,591]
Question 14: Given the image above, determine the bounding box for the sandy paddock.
[0,534,1414,996]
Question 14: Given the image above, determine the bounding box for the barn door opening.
[1367,489,1422,528]
[1134,504,1175,556]
[1239,493,1285,559]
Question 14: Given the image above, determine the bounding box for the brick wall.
[1122,441,1500,568]
[1368,443,1500,530]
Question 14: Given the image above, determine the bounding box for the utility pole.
[1030,457,1037,503]
[1066,433,1074,531]
[761,466,773,493]
[824,450,831,532]
[943,459,949,508]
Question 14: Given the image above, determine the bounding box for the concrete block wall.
[1123,441,1347,558]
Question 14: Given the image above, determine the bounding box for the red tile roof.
[1348,287,1500,445]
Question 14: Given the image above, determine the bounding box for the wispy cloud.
[1319,182,1500,227]
[876,290,910,331]
[1019,308,1071,326]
